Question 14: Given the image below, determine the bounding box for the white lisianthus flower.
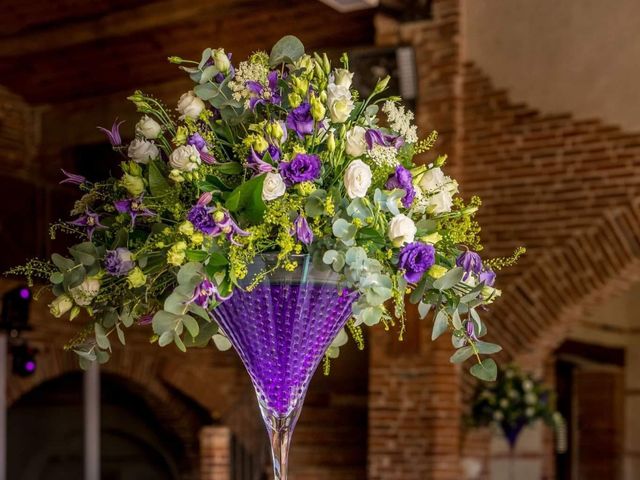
[425,190,453,214]
[418,167,447,192]
[177,91,206,120]
[69,278,101,306]
[135,115,162,139]
[169,145,201,172]
[261,172,286,201]
[333,68,354,88]
[522,380,533,392]
[344,159,372,199]
[388,214,417,247]
[524,392,538,405]
[213,48,230,73]
[327,83,354,123]
[128,138,159,164]
[49,294,74,318]
[345,126,367,157]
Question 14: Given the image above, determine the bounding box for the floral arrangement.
[11,36,523,380]
[469,364,566,450]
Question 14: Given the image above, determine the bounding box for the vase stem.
[259,401,303,480]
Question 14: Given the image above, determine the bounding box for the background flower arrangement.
[11,36,523,380]
[469,364,567,451]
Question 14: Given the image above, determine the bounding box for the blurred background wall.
[1,1,639,479]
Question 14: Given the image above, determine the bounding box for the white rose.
[70,278,100,306]
[388,214,417,247]
[418,167,446,192]
[425,190,453,214]
[327,83,354,123]
[135,115,162,139]
[127,138,159,164]
[333,68,354,88]
[169,145,201,172]
[345,126,367,157]
[49,294,73,318]
[177,91,206,120]
[212,48,230,73]
[344,159,372,199]
[261,172,286,201]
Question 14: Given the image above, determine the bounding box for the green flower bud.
[291,76,309,97]
[173,126,188,146]
[373,75,390,95]
[327,131,336,152]
[310,94,326,121]
[121,173,145,197]
[427,264,448,279]
[127,267,147,288]
[168,56,184,64]
[434,154,448,167]
[288,92,302,108]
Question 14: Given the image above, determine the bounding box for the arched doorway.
[7,371,212,480]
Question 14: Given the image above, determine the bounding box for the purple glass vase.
[210,254,357,479]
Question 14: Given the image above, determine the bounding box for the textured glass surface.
[211,254,357,417]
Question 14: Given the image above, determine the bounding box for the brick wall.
[369,1,465,479]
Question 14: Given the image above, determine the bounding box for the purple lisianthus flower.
[398,242,436,283]
[385,165,416,208]
[114,196,155,227]
[187,204,216,234]
[479,268,496,287]
[191,278,231,309]
[365,129,405,150]
[456,250,483,280]
[286,102,315,138]
[69,210,106,240]
[246,70,281,110]
[279,153,321,185]
[104,248,135,276]
[97,119,124,146]
[60,169,86,186]
[187,133,207,151]
[292,214,313,245]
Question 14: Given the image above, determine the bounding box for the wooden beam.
[0,0,260,57]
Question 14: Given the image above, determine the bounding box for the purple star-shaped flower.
[292,214,313,245]
[191,278,231,309]
[187,205,249,245]
[60,169,86,186]
[246,147,279,174]
[97,119,124,146]
[246,71,281,110]
[69,210,106,240]
[114,196,155,227]
[456,250,483,280]
[365,128,405,150]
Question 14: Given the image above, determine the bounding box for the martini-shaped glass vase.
[210,254,357,479]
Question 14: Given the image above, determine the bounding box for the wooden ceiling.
[0,0,375,104]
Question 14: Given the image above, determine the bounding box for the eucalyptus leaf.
[418,301,431,319]
[152,310,179,335]
[213,334,233,351]
[181,315,200,338]
[470,358,498,381]
[177,262,204,285]
[269,35,305,66]
[433,267,464,291]
[305,189,327,217]
[431,309,449,340]
[52,253,75,271]
[474,341,502,354]
[200,65,219,84]
[94,324,110,351]
[158,330,175,347]
[450,346,474,364]
[452,309,462,330]
[49,272,64,284]
[116,324,126,345]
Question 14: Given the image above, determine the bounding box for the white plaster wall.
[463,0,640,132]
